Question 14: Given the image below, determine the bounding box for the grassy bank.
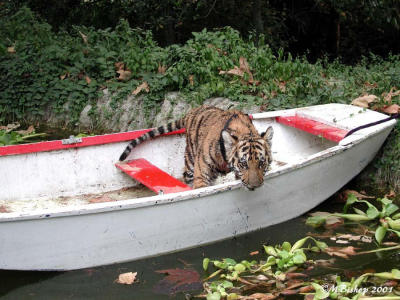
[1,7,400,190]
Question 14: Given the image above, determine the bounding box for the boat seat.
[116,158,192,194]
[276,115,348,143]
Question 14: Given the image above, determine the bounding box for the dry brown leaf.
[382,104,400,114]
[351,94,378,108]
[188,75,194,86]
[158,64,167,74]
[115,62,125,71]
[239,57,254,82]
[85,76,92,85]
[132,81,150,95]
[277,81,286,92]
[250,250,259,256]
[324,246,358,259]
[7,46,16,54]
[0,123,20,133]
[343,189,374,199]
[385,189,396,198]
[79,31,88,44]
[60,72,69,80]
[16,125,35,135]
[89,195,115,203]
[383,87,400,104]
[364,81,377,89]
[245,293,277,300]
[219,65,244,77]
[115,271,137,285]
[117,69,132,81]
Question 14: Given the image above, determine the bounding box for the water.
[0,197,399,300]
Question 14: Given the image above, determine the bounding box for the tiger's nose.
[248,172,263,188]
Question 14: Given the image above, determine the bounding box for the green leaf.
[353,208,367,216]
[333,213,372,221]
[282,241,291,252]
[207,292,221,300]
[375,225,387,244]
[343,193,358,213]
[223,258,237,266]
[306,215,326,227]
[384,203,399,217]
[311,283,330,300]
[203,258,210,271]
[386,217,400,230]
[263,245,278,257]
[233,263,246,273]
[227,293,238,300]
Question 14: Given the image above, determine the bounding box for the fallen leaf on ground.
[60,72,69,80]
[7,46,16,54]
[115,271,137,284]
[85,76,92,85]
[383,87,400,104]
[0,123,20,132]
[351,95,378,108]
[132,81,150,95]
[219,56,258,84]
[188,75,194,86]
[158,64,167,74]
[88,195,115,203]
[153,268,202,295]
[324,246,358,259]
[16,125,35,135]
[115,62,125,71]
[381,104,400,114]
[117,69,132,81]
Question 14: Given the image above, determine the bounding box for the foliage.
[2,7,400,130]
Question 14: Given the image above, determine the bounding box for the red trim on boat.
[116,159,192,194]
[276,116,348,143]
[0,128,186,156]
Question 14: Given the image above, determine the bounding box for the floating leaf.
[203,258,210,271]
[375,225,387,244]
[115,271,137,285]
[154,268,202,295]
[324,246,358,259]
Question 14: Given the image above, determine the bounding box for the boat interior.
[0,112,347,215]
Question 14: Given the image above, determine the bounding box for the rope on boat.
[344,113,400,138]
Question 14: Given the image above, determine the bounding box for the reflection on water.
[1,199,399,300]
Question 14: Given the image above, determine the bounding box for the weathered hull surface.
[0,104,396,270]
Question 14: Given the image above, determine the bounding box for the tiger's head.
[222,126,274,190]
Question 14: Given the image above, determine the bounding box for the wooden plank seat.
[276,115,348,143]
[116,158,192,194]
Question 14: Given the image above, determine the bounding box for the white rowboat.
[0,104,396,270]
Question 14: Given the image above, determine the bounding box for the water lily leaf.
[264,245,278,257]
[344,193,358,213]
[233,263,246,273]
[375,225,387,244]
[384,203,399,217]
[311,283,330,300]
[282,241,291,252]
[203,258,210,271]
[207,292,221,300]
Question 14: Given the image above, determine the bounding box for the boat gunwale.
[0,117,395,223]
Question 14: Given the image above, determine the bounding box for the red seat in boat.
[116,158,192,194]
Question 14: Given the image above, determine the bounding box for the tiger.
[119,105,274,190]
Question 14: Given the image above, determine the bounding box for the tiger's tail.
[119,118,185,161]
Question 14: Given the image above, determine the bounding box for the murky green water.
[1,196,399,300]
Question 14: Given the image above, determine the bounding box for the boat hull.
[0,125,393,270]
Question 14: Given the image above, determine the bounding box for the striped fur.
[119,105,273,189]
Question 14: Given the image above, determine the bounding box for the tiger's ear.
[222,130,237,153]
[261,126,274,145]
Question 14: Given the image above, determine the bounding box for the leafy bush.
[1,7,400,128]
